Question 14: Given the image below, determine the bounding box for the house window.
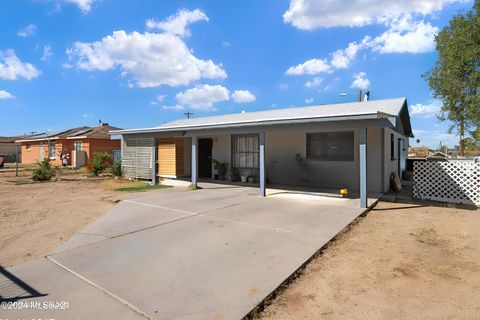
[25,144,31,151]
[390,134,395,160]
[232,134,259,169]
[48,143,56,158]
[74,141,83,151]
[307,131,354,161]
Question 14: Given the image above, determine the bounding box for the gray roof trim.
[111,111,396,135]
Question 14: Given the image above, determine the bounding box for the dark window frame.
[390,133,396,160]
[306,131,354,161]
[231,134,259,169]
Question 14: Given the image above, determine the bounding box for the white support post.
[259,131,266,197]
[359,128,367,208]
[191,136,198,187]
[151,142,157,185]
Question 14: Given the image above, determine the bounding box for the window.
[232,134,259,169]
[74,141,83,151]
[25,144,31,151]
[48,143,56,158]
[307,131,354,161]
[390,134,395,160]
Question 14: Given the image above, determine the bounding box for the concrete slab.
[0,258,146,320]
[49,214,322,320]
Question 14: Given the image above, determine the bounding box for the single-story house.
[0,135,37,163]
[111,97,413,208]
[16,123,122,167]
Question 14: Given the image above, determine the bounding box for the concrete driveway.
[1,183,377,320]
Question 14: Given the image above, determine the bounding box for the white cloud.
[17,24,37,37]
[276,83,289,90]
[162,104,185,111]
[330,40,366,69]
[351,72,370,90]
[64,0,96,13]
[231,90,256,103]
[149,94,166,105]
[41,45,53,61]
[222,41,231,47]
[146,9,208,37]
[67,30,226,87]
[283,0,461,30]
[285,58,331,75]
[176,84,230,110]
[0,90,15,100]
[304,76,323,88]
[0,50,40,81]
[305,97,314,104]
[410,101,442,118]
[368,18,439,53]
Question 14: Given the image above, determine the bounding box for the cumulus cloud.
[283,0,461,30]
[64,0,97,13]
[369,18,439,53]
[285,58,331,75]
[305,97,314,104]
[304,77,323,88]
[67,10,226,88]
[176,84,230,110]
[231,90,256,103]
[41,45,53,61]
[410,101,442,118]
[0,50,40,81]
[162,104,185,111]
[146,9,208,37]
[17,24,37,37]
[351,72,370,90]
[0,90,15,100]
[149,94,166,106]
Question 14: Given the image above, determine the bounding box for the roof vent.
[101,123,109,126]
[364,90,370,102]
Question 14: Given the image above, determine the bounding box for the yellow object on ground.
[340,188,349,197]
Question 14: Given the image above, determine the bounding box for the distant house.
[16,124,122,167]
[111,98,413,208]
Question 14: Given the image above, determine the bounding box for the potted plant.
[212,158,227,180]
[241,175,248,182]
[230,166,240,182]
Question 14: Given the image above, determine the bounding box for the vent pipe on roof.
[358,90,362,102]
[364,90,370,102]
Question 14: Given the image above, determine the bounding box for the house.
[111,98,413,208]
[16,123,122,167]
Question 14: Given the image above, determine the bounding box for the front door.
[198,138,212,178]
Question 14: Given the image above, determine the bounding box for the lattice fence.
[413,161,480,206]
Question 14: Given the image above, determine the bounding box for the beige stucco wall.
[383,127,408,190]
[210,128,386,193]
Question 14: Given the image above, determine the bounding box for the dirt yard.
[0,171,144,267]
[258,201,480,320]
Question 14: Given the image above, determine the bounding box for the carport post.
[151,141,157,185]
[191,136,198,187]
[259,131,266,197]
[359,128,367,208]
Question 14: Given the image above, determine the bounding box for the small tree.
[423,1,480,156]
[32,159,55,181]
[112,160,122,177]
[88,152,112,176]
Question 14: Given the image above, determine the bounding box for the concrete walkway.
[1,184,377,320]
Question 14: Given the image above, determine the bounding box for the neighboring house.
[111,98,413,208]
[16,123,122,167]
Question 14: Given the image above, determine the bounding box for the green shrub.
[112,160,122,177]
[32,159,55,181]
[88,152,112,176]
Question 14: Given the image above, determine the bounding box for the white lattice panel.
[414,161,480,205]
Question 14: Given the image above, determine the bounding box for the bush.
[112,160,122,177]
[32,159,55,181]
[88,152,112,176]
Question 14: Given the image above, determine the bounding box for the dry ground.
[258,201,480,320]
[0,169,151,267]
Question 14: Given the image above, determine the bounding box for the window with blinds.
[307,131,354,161]
[232,134,259,169]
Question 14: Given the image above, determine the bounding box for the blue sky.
[0,0,473,148]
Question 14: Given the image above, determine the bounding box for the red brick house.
[16,124,122,166]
